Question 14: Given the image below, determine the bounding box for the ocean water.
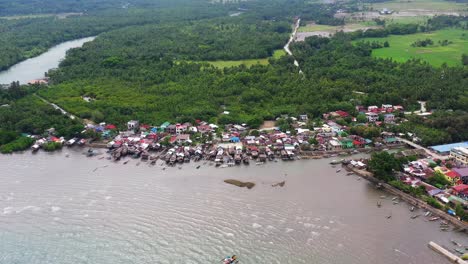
[0,149,466,263]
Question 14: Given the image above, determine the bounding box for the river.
[0,150,466,264]
[0,37,95,85]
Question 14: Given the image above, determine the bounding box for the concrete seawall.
[428,241,467,264]
[347,166,468,232]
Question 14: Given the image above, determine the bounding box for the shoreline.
[347,165,468,232]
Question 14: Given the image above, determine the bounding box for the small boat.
[222,255,239,264]
[386,214,392,219]
[377,201,381,208]
[391,197,398,201]
[440,227,449,231]
[123,160,129,165]
[380,195,386,199]
[86,148,95,157]
[454,248,465,254]
[428,216,440,221]
[393,201,399,205]
[196,165,201,169]
[31,144,40,152]
[424,211,431,217]
[336,169,341,173]
[255,162,264,165]
[410,206,415,212]
[440,221,449,225]
[347,172,354,176]
[411,214,420,219]
[452,240,462,247]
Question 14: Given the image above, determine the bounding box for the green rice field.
[357,29,468,66]
[206,49,286,68]
[369,0,467,12]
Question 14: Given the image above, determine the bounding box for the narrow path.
[396,137,448,160]
[34,94,78,121]
[284,18,303,74]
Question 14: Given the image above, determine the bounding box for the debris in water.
[272,181,286,187]
[224,179,255,189]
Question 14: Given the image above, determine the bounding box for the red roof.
[445,171,459,179]
[452,184,468,193]
[105,124,117,130]
[335,110,349,117]
[169,136,177,143]
[353,140,363,145]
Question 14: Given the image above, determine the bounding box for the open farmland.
[369,0,467,12]
[206,49,286,68]
[356,28,468,66]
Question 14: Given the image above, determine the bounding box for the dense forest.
[0,0,467,148]
[0,1,235,71]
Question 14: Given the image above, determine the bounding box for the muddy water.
[0,37,95,85]
[0,149,466,263]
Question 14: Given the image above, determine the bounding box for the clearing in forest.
[356,28,468,66]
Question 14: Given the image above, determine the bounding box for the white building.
[450,147,468,165]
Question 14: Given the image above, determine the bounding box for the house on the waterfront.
[328,139,342,150]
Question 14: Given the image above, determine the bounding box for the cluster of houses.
[400,145,468,209]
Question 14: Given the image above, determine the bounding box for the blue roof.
[430,142,468,153]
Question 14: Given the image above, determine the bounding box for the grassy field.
[298,24,338,32]
[206,49,286,68]
[370,0,467,12]
[357,28,468,66]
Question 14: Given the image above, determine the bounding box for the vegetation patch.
[224,179,255,189]
[356,29,468,66]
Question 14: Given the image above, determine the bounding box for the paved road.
[396,137,448,160]
[284,18,302,74]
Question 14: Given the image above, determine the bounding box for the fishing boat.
[452,240,462,247]
[440,227,449,231]
[386,214,392,219]
[66,138,77,146]
[377,201,381,208]
[336,169,341,173]
[380,195,386,199]
[255,162,264,165]
[424,211,431,217]
[410,206,415,212]
[31,144,40,152]
[222,255,239,264]
[86,148,95,157]
[196,165,201,169]
[410,214,420,219]
[454,248,465,254]
[347,172,354,176]
[391,197,398,201]
[428,216,440,221]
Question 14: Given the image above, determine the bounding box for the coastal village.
[26,103,468,229]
